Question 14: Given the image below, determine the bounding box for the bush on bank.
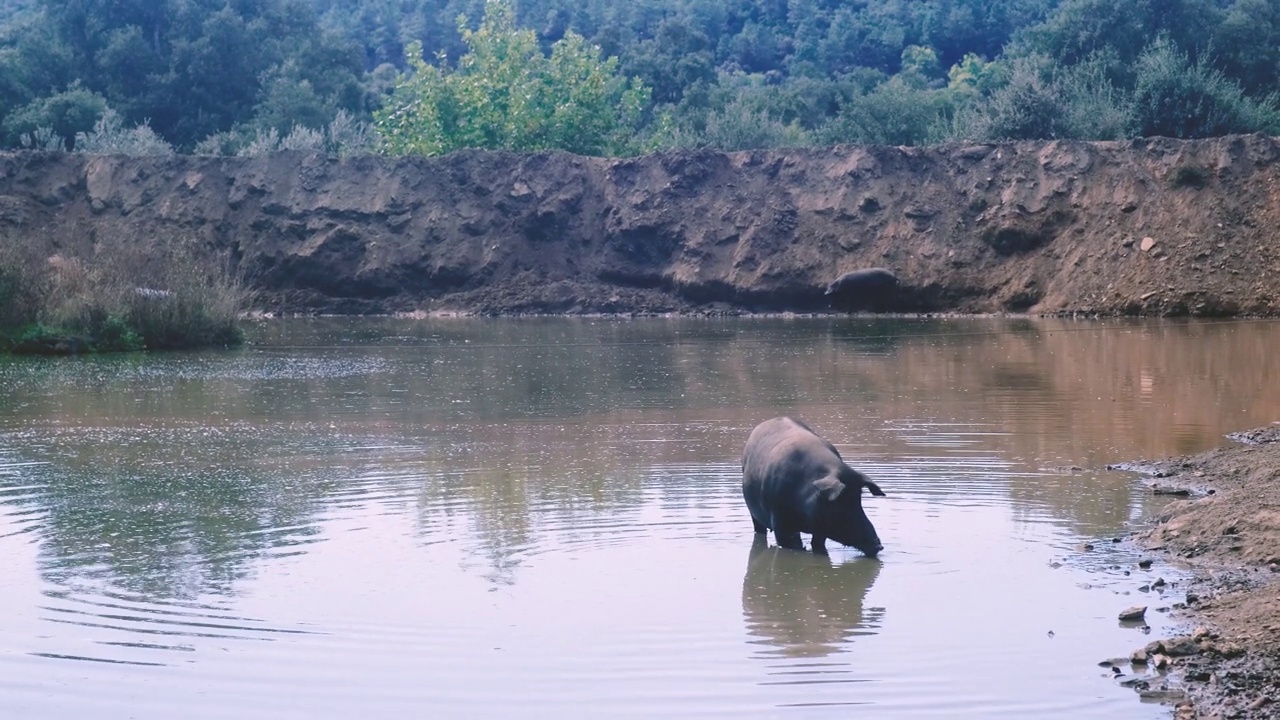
[0,245,248,355]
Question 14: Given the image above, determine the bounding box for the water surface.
[3,317,1277,718]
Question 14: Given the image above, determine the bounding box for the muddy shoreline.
[1107,425,1280,719]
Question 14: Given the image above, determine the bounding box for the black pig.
[824,268,899,311]
[742,417,886,556]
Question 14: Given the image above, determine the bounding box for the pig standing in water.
[742,417,886,556]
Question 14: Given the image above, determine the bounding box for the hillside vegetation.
[1,0,1277,155]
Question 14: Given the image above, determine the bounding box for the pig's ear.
[863,478,886,497]
[814,475,846,502]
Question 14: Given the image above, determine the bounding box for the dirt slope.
[2,136,1280,315]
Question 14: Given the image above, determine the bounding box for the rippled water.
[2,317,1277,718]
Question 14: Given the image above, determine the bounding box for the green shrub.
[946,52,1134,142]
[823,76,952,146]
[1169,164,1211,188]
[947,56,1066,141]
[1132,37,1280,138]
[374,0,650,157]
[197,111,376,158]
[699,97,813,150]
[73,109,174,156]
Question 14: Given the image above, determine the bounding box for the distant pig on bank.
[824,268,899,311]
[741,417,886,556]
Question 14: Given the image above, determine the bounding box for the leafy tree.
[946,52,1002,95]
[2,84,106,148]
[375,0,650,156]
[1131,37,1280,139]
[824,76,953,146]
[1213,0,1280,96]
[947,50,1132,141]
[6,0,1280,150]
[725,20,790,75]
[700,96,812,150]
[1015,0,1221,71]
[946,55,1065,140]
[923,0,1054,69]
[623,17,716,104]
[900,45,943,87]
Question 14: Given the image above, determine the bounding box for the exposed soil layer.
[3,136,1280,316]
[1114,426,1280,719]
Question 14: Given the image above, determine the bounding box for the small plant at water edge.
[0,245,249,355]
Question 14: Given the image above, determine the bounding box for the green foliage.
[899,46,943,88]
[18,127,66,151]
[622,17,716,105]
[824,77,953,146]
[12,315,145,354]
[1017,0,1221,70]
[946,52,1131,142]
[375,0,649,156]
[1213,0,1280,96]
[947,53,1002,95]
[699,97,813,151]
[2,84,107,149]
[74,109,175,156]
[948,56,1064,140]
[0,0,367,150]
[1131,38,1280,139]
[3,0,1280,150]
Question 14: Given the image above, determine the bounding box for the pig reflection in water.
[741,535,884,658]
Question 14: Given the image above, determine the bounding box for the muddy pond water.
[2,317,1278,719]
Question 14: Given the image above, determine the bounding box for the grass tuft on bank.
[0,244,249,354]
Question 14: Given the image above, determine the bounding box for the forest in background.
[1,0,1279,156]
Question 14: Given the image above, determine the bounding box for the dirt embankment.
[2,135,1280,316]
[1113,427,1280,719]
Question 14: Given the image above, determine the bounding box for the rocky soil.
[3,135,1280,316]
[1111,425,1280,719]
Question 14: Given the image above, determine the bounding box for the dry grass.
[0,240,250,353]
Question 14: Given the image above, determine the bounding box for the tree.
[1131,37,1280,139]
[622,17,716,105]
[1213,0,1280,96]
[823,75,951,146]
[374,0,650,156]
[1017,0,1222,72]
[2,84,106,149]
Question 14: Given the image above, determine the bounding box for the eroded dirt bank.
[1114,427,1280,719]
[3,136,1280,315]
